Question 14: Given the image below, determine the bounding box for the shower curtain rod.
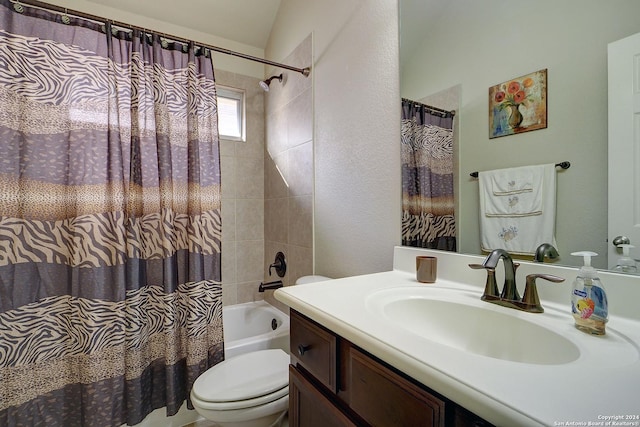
[10,0,312,77]
[402,98,455,118]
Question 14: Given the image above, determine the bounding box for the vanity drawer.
[349,346,445,426]
[290,310,337,392]
[289,365,357,427]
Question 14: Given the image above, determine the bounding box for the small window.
[217,86,245,141]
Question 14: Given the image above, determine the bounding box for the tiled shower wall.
[217,69,266,306]
[216,34,312,308]
[216,36,313,310]
[263,35,313,310]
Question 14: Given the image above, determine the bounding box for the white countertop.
[275,247,640,427]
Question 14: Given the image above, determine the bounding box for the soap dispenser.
[613,244,637,274]
[570,251,608,335]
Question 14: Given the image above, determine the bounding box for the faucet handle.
[522,274,565,313]
[469,264,499,299]
[269,251,287,277]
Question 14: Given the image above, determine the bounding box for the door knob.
[613,235,631,247]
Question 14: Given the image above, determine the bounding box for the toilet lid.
[192,349,289,403]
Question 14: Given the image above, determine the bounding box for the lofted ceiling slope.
[84,0,282,50]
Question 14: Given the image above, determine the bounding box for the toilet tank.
[295,275,332,285]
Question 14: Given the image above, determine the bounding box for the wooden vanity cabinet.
[289,310,494,427]
[289,365,357,427]
[290,308,337,392]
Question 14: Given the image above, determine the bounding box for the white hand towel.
[479,164,556,255]
[490,167,536,195]
[482,165,545,217]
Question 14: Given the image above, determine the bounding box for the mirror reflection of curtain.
[0,2,223,425]
[401,99,456,251]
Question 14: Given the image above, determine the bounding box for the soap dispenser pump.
[570,251,608,335]
[613,244,637,274]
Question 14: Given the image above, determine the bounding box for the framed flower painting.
[489,69,547,139]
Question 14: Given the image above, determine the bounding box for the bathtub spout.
[259,280,283,292]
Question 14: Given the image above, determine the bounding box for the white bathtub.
[223,300,290,359]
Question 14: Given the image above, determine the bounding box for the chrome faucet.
[470,248,565,313]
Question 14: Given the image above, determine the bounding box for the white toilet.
[191,349,290,427]
[190,275,331,427]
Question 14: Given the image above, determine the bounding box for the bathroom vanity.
[288,309,491,426]
[275,247,640,426]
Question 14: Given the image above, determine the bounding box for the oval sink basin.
[368,291,580,365]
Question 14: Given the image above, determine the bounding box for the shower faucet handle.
[269,252,287,277]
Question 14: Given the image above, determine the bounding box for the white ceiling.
[84,0,282,49]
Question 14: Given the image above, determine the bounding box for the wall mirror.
[399,0,640,270]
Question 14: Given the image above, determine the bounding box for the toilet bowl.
[192,278,332,427]
[191,349,290,427]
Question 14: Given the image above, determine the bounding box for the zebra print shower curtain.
[0,1,224,426]
[401,98,457,251]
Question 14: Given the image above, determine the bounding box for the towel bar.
[470,161,570,178]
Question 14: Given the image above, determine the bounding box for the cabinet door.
[289,365,357,427]
[349,347,445,427]
[452,406,494,427]
[290,310,337,392]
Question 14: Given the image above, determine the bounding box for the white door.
[608,32,640,269]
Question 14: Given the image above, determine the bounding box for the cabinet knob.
[297,344,311,356]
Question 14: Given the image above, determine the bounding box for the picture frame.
[489,69,547,139]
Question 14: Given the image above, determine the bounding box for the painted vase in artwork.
[508,104,523,129]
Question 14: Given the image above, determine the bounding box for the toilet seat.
[191,385,288,411]
[191,349,289,411]
[190,393,289,424]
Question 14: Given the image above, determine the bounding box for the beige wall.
[401,0,640,268]
[216,70,266,305]
[266,0,401,278]
[215,35,315,308]
[262,35,314,309]
[216,36,315,309]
